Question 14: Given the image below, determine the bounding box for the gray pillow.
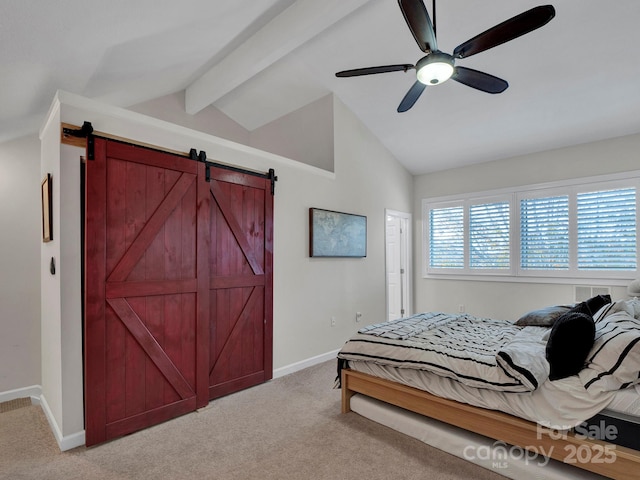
[515,305,572,327]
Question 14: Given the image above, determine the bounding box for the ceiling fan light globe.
[416,51,454,85]
[417,62,454,85]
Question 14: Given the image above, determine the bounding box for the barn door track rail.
[189,148,278,195]
[61,121,277,195]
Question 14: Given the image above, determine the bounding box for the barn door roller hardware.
[267,169,277,196]
[62,121,95,160]
[189,148,278,195]
[189,148,210,181]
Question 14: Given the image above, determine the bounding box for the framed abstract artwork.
[309,208,366,257]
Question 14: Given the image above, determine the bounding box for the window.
[423,175,640,281]
[469,201,510,269]
[520,195,569,270]
[577,188,636,271]
[429,205,464,269]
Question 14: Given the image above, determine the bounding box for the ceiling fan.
[335,0,555,112]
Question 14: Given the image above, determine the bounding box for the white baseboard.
[273,348,339,379]
[39,394,85,451]
[0,385,41,404]
[1,386,84,451]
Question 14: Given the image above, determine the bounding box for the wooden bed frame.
[341,368,640,480]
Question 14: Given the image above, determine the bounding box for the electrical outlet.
[356,312,362,323]
[331,316,336,327]
[458,304,465,313]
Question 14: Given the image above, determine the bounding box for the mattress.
[581,384,640,450]
[603,383,640,417]
[347,360,617,429]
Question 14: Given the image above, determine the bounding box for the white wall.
[250,94,334,171]
[39,91,412,447]
[39,105,63,437]
[39,104,85,447]
[132,92,335,172]
[0,134,41,393]
[413,133,640,320]
[271,96,413,365]
[129,92,250,146]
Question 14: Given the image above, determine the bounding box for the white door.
[385,210,412,321]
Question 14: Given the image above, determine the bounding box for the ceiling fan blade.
[397,80,427,112]
[453,5,555,59]
[336,64,415,77]
[398,0,437,53]
[451,66,508,94]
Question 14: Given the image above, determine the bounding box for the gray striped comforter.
[338,312,550,393]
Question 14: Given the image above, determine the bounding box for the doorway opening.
[385,210,412,321]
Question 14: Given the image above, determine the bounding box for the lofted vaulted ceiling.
[2,0,640,174]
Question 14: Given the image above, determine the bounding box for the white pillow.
[593,299,639,323]
[628,299,640,319]
[579,311,640,393]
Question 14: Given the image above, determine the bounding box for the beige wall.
[0,134,41,393]
[413,133,640,320]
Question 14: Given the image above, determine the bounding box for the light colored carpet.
[0,397,31,413]
[0,361,506,480]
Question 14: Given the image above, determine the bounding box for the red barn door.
[84,138,210,446]
[208,166,273,399]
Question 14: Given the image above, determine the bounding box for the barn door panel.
[85,138,209,446]
[208,167,273,399]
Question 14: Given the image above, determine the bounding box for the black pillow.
[589,294,612,314]
[546,311,595,381]
[571,294,611,316]
[568,301,592,316]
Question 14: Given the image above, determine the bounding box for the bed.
[337,298,640,480]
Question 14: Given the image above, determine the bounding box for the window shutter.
[424,177,639,279]
[429,206,464,268]
[577,188,637,270]
[469,202,510,269]
[520,196,569,270]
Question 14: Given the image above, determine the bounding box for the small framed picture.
[41,173,52,242]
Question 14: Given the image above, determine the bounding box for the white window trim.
[422,171,640,285]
